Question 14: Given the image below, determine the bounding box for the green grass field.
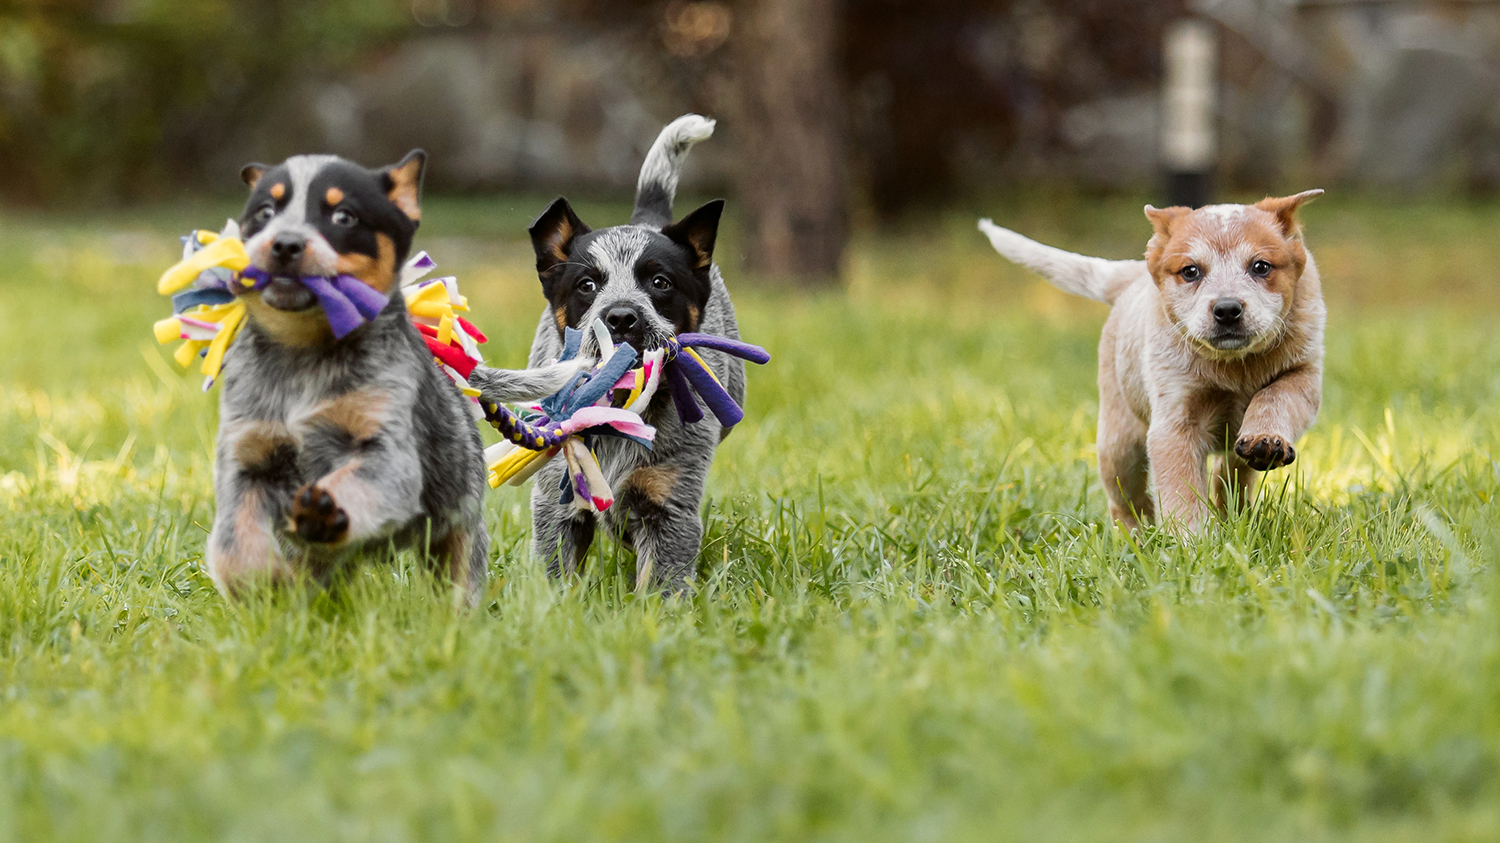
[2,193,1499,841]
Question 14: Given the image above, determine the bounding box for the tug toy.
[656,332,772,427]
[152,222,487,398]
[482,320,769,514]
[481,321,656,511]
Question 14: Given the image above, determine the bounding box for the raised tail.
[977,218,1144,305]
[632,114,716,227]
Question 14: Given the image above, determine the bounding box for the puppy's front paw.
[1235,433,1296,471]
[289,484,349,543]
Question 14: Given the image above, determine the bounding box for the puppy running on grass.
[486,114,743,593]
[206,152,575,604]
[978,192,1326,530]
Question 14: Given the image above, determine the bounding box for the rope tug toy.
[152,221,487,402]
[482,320,770,514]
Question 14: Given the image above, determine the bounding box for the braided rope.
[481,402,569,451]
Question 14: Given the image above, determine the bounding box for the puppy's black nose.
[270,233,305,266]
[604,306,641,340]
[1212,298,1244,326]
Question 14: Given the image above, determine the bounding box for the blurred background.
[2,0,1500,285]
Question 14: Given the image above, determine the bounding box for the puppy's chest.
[222,368,407,479]
[596,435,650,489]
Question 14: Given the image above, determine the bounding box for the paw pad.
[289,484,349,543]
[1234,434,1296,472]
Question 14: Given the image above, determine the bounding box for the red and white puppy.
[979,192,1326,530]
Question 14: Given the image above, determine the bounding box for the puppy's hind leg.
[1098,412,1153,531]
[1096,360,1152,530]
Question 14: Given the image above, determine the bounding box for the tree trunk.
[730,0,847,285]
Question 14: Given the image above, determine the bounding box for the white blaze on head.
[1171,228,1286,355]
[243,154,340,275]
[579,226,675,353]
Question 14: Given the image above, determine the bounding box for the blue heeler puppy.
[482,115,746,593]
[207,151,575,604]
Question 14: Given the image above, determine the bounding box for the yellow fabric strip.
[489,447,546,488]
[622,369,644,408]
[200,303,246,379]
[157,235,250,295]
[408,300,453,320]
[153,317,183,345]
[183,302,242,323]
[173,340,206,368]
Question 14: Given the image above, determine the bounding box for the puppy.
[979,192,1326,530]
[207,151,571,603]
[480,114,744,592]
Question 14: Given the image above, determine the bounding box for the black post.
[1161,19,1217,208]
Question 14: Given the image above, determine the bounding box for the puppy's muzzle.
[259,277,318,311]
[1211,298,1244,326]
[604,305,648,350]
[1207,297,1255,350]
[258,233,319,312]
[270,232,305,266]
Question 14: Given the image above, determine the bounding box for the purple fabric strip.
[675,354,743,428]
[572,463,591,500]
[240,266,274,290]
[332,274,390,321]
[676,333,771,365]
[297,274,365,339]
[236,269,388,339]
[664,360,704,424]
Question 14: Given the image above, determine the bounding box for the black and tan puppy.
[207,151,570,604]
[482,114,745,593]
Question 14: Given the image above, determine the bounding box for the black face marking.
[541,230,713,338]
[238,158,420,269]
[531,197,721,345]
[630,238,712,333]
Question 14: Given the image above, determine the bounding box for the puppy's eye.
[252,204,275,224]
[1250,259,1273,277]
[577,278,598,295]
[651,275,672,292]
[1180,265,1202,282]
[330,208,358,227]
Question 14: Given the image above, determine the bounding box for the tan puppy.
[979,191,1325,530]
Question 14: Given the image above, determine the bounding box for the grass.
[2,191,1499,841]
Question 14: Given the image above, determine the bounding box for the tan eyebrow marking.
[325,187,344,206]
[269,183,286,201]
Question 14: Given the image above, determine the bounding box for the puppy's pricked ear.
[1144,204,1189,240]
[661,199,724,270]
[1255,189,1324,236]
[529,197,591,274]
[380,149,427,223]
[241,163,269,189]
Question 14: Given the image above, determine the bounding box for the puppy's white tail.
[977,218,1142,305]
[632,114,716,228]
